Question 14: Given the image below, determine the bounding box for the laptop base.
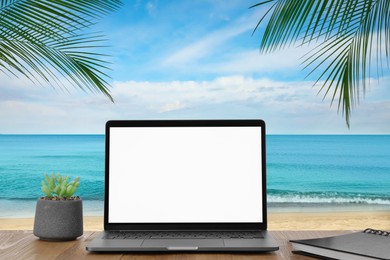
[86,230,279,252]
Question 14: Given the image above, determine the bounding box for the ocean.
[0,135,389,217]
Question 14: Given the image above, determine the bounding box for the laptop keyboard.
[104,231,264,240]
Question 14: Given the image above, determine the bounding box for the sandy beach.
[268,211,390,230]
[1,211,388,231]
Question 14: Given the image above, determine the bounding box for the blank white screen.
[108,126,263,223]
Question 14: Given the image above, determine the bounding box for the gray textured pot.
[33,198,83,241]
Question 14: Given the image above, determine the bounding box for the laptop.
[86,119,279,252]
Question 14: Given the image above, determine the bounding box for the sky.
[1,0,390,134]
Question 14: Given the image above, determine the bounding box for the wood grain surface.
[0,230,351,259]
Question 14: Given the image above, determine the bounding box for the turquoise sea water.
[0,135,389,217]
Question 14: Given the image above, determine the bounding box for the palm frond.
[0,0,122,101]
[252,0,390,127]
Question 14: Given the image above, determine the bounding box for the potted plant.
[33,173,83,241]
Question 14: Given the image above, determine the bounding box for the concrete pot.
[33,198,83,241]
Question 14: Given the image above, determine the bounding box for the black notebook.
[290,228,390,260]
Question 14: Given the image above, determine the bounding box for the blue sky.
[1,0,390,134]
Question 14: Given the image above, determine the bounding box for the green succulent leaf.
[41,183,52,198]
[40,173,80,199]
[44,174,51,184]
[66,185,77,197]
[56,173,62,183]
[63,176,69,185]
[54,185,60,195]
[44,173,55,189]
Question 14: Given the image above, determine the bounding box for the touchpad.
[141,239,224,249]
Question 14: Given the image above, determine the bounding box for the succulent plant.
[41,173,80,199]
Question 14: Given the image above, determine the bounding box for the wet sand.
[1,211,389,231]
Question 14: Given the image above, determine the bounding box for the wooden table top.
[0,230,351,259]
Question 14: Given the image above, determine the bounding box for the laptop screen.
[105,120,266,226]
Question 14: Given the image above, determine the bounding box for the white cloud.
[0,75,388,134]
[146,1,157,16]
[163,23,252,66]
[161,9,261,67]
[112,76,311,109]
[159,14,313,77]
[103,76,390,134]
[210,47,311,74]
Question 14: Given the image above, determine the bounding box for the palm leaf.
[0,0,122,101]
[251,0,389,127]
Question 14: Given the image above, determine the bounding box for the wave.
[33,155,102,159]
[0,197,38,201]
[267,189,390,205]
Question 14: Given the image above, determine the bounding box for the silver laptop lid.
[104,120,267,230]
